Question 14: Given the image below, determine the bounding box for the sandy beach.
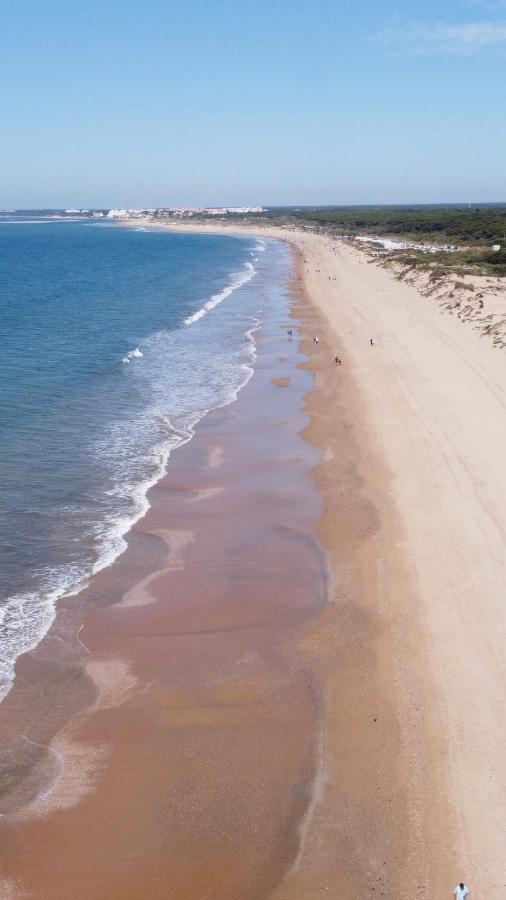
[138,220,506,895]
[288,228,506,898]
[1,220,506,898]
[263,225,506,897]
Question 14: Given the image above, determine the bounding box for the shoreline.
[0,241,335,897]
[0,222,436,897]
[0,230,263,705]
[123,217,506,895]
[2,217,506,895]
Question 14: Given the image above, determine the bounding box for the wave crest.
[184,263,256,326]
[122,346,143,363]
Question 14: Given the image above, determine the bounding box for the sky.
[1,0,505,207]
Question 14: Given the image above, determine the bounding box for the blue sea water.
[0,218,285,699]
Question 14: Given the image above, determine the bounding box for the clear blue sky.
[1,0,505,207]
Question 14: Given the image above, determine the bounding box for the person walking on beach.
[313,336,319,344]
[334,355,341,365]
[454,882,470,899]
[370,337,375,347]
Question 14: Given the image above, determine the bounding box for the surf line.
[184,262,256,326]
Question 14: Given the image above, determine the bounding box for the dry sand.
[293,230,506,899]
[154,220,506,896]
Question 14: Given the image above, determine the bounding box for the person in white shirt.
[454,882,469,899]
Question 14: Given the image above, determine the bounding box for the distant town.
[0,207,264,219]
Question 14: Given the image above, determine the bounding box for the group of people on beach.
[287,330,376,365]
[308,334,376,366]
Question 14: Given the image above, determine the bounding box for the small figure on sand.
[334,355,341,365]
[454,883,469,899]
[370,337,375,347]
[287,328,293,338]
[313,336,319,344]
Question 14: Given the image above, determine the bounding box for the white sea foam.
[158,414,191,437]
[0,564,88,701]
[184,262,256,326]
[86,319,261,585]
[122,346,143,363]
[0,373,256,705]
[89,306,262,585]
[0,253,265,704]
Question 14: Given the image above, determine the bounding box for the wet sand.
[0,257,334,898]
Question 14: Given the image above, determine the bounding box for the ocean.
[0,217,289,700]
